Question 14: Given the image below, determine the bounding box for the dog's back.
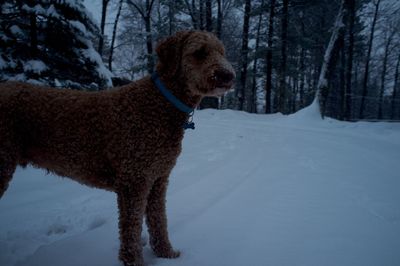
[0,79,183,193]
[0,82,124,190]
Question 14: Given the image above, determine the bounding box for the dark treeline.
[1,0,400,120]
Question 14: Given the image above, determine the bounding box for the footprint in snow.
[46,223,69,236]
[87,217,107,231]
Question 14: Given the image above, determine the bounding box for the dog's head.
[155,31,235,97]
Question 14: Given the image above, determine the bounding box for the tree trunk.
[144,16,154,74]
[339,34,346,120]
[199,0,219,109]
[216,0,222,38]
[315,0,346,118]
[168,0,176,35]
[378,35,392,120]
[109,0,123,72]
[217,0,224,107]
[291,75,297,113]
[205,0,212,32]
[199,0,205,30]
[265,0,276,114]
[98,0,109,57]
[359,0,381,119]
[237,0,251,111]
[299,17,305,109]
[192,0,199,29]
[184,0,199,29]
[344,0,355,120]
[278,0,289,114]
[250,0,264,113]
[390,54,400,120]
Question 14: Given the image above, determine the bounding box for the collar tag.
[183,121,195,130]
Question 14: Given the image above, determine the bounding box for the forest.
[1,0,400,121]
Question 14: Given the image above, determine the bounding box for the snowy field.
[1,105,400,266]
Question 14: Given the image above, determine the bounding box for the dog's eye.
[193,47,208,60]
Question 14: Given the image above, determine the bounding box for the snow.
[63,0,99,31]
[9,25,23,36]
[7,73,26,82]
[0,56,7,69]
[1,106,400,266]
[21,4,46,15]
[81,47,113,87]
[23,60,48,74]
[45,5,61,19]
[69,20,89,37]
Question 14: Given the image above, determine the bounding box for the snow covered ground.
[1,105,400,266]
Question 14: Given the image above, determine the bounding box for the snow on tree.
[0,0,112,90]
[314,0,346,118]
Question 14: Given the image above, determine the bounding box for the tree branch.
[126,0,146,19]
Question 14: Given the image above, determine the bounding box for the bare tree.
[344,0,355,120]
[278,0,289,114]
[359,0,381,119]
[315,0,346,118]
[109,0,124,71]
[391,53,400,119]
[377,30,395,119]
[298,11,305,110]
[339,32,346,120]
[265,0,276,114]
[184,0,199,29]
[199,0,205,30]
[216,0,222,38]
[200,0,219,109]
[126,0,156,74]
[167,0,177,34]
[99,0,110,57]
[237,0,251,111]
[250,0,265,113]
[206,0,212,31]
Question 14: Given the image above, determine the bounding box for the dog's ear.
[155,31,193,77]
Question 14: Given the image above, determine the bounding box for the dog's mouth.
[213,81,234,95]
[208,71,235,96]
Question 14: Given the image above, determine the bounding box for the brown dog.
[0,30,235,266]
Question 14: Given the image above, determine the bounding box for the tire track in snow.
[167,122,269,233]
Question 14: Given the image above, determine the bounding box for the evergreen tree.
[0,0,112,90]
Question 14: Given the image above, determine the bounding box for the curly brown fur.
[0,30,234,266]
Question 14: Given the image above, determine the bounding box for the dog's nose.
[215,69,235,84]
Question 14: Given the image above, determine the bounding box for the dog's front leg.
[146,176,180,258]
[117,181,149,266]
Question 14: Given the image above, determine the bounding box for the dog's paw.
[123,262,144,266]
[121,257,144,266]
[154,249,180,259]
[168,249,181,258]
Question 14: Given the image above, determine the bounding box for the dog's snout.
[215,69,235,84]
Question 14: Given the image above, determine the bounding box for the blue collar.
[151,72,195,130]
